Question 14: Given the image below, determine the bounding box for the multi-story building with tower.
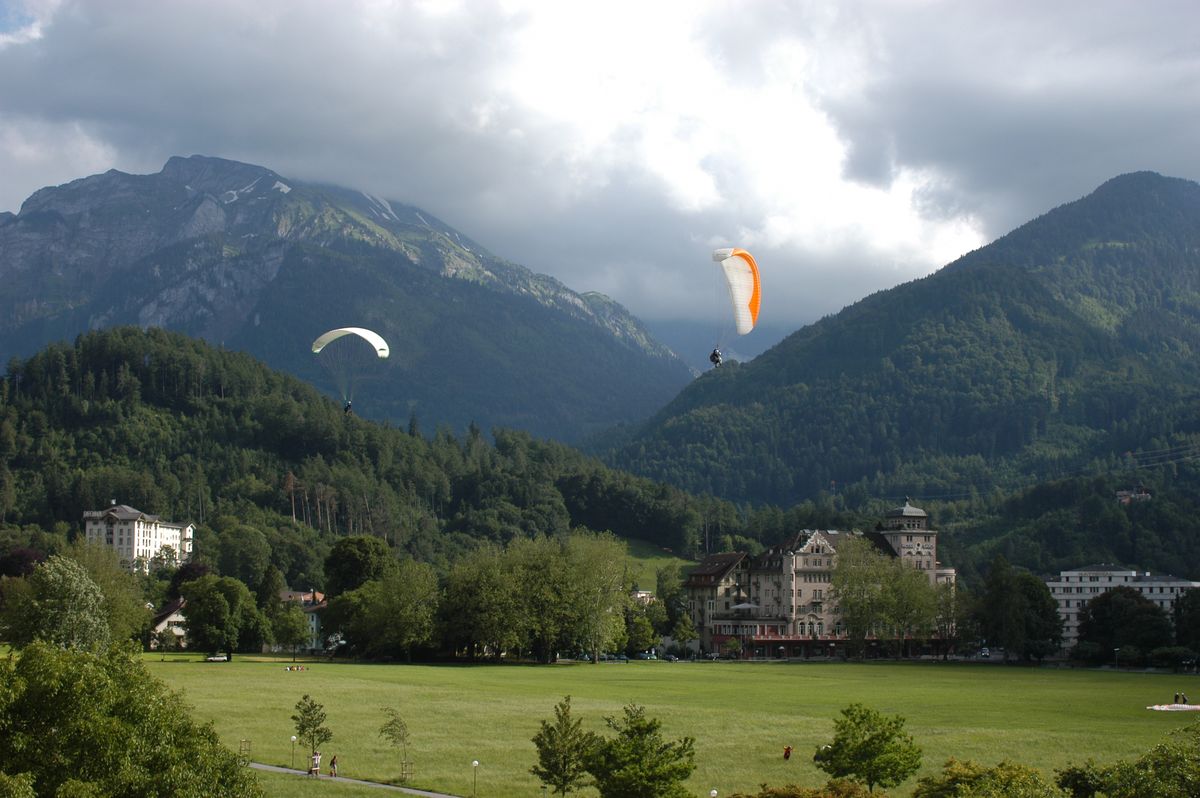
[684,499,955,657]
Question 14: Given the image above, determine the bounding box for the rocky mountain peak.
[159,155,283,200]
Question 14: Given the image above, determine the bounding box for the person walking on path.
[329,755,338,778]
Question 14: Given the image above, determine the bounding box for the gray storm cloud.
[1,0,1197,354]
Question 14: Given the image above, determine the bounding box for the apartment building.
[1046,564,1200,649]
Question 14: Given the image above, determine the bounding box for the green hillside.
[605,172,1200,513]
[5,325,1200,585]
[0,327,732,588]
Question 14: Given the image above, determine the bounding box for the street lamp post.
[472,759,479,798]
[1114,648,1120,670]
[711,790,718,798]
[290,735,297,769]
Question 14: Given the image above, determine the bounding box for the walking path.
[250,763,458,796]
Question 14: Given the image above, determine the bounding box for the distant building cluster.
[684,500,955,657]
[82,502,194,572]
[1046,565,1200,649]
[1115,486,1152,505]
[281,589,328,651]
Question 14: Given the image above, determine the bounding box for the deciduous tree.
[379,706,412,779]
[274,602,311,660]
[0,554,110,650]
[0,642,262,797]
[1078,585,1172,664]
[831,538,890,656]
[914,758,1065,797]
[179,574,267,659]
[292,694,333,757]
[324,535,397,597]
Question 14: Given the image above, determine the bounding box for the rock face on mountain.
[604,172,1200,504]
[0,156,692,441]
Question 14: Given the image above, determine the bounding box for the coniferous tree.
[531,696,599,796]
[586,704,695,798]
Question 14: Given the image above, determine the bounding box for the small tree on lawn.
[292,694,333,757]
[274,603,311,661]
[587,704,695,798]
[380,706,412,781]
[813,703,921,793]
[152,628,178,661]
[531,695,599,796]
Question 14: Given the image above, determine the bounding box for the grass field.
[147,655,1198,798]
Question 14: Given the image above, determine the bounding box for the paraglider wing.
[712,247,761,335]
[311,327,390,403]
[311,327,390,358]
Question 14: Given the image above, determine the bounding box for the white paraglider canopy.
[712,248,761,337]
[311,327,390,403]
[311,327,390,358]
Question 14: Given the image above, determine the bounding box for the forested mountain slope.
[606,172,1200,508]
[6,328,1200,586]
[0,327,761,589]
[0,156,692,442]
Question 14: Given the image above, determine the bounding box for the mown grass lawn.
[147,655,1196,798]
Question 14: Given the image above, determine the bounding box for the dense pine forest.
[2,325,1200,594]
[0,326,846,589]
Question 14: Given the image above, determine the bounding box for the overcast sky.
[2,0,1198,352]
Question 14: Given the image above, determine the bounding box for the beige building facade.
[685,500,955,657]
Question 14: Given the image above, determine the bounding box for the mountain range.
[604,172,1200,509]
[0,155,693,442]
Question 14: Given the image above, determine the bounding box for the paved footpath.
[250,763,459,796]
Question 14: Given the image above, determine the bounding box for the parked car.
[664,654,679,662]
[636,652,657,660]
[205,654,228,662]
[979,647,991,659]
[705,652,721,660]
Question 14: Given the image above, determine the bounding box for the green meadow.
[147,656,1196,798]
[624,538,693,591]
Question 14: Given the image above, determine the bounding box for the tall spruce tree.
[531,696,599,796]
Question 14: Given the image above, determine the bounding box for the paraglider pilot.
[709,348,723,367]
[344,400,353,415]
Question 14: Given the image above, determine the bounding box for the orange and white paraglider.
[709,247,761,366]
